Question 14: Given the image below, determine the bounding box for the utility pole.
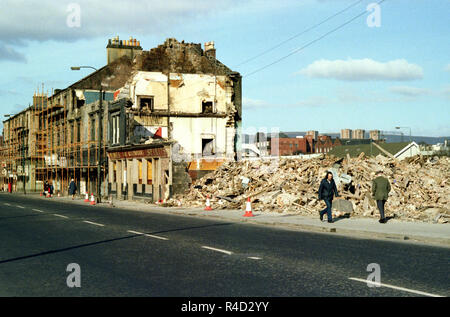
[396,126,412,158]
[97,86,102,203]
[22,125,26,194]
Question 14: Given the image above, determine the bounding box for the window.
[202,101,213,114]
[76,120,81,142]
[90,115,96,141]
[139,96,154,112]
[70,123,74,143]
[111,114,120,145]
[202,138,214,156]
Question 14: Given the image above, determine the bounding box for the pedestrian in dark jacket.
[372,170,391,223]
[43,180,49,196]
[69,178,77,200]
[318,171,339,223]
[49,181,54,197]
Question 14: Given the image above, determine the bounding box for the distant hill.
[242,131,449,145]
[281,132,449,145]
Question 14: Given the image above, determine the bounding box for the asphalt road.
[0,193,448,297]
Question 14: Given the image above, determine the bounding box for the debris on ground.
[167,154,450,223]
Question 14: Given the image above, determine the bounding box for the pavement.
[12,191,450,248]
[1,191,449,297]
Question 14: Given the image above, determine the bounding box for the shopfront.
[107,142,172,202]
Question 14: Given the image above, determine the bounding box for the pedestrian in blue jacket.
[318,171,339,223]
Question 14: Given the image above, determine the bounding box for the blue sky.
[0,0,449,136]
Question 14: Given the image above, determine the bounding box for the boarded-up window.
[147,160,152,185]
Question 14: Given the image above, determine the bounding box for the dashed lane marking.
[53,214,68,219]
[32,209,44,213]
[348,277,443,297]
[201,246,233,255]
[127,230,169,240]
[83,220,104,227]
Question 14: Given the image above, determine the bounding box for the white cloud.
[243,97,271,108]
[0,0,270,45]
[298,58,423,81]
[244,96,328,109]
[442,85,450,99]
[294,96,328,107]
[389,86,431,97]
[0,43,26,63]
[445,64,450,72]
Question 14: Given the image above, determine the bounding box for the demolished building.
[106,38,242,202]
[0,37,242,202]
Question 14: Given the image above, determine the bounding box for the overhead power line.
[244,0,386,78]
[235,0,364,67]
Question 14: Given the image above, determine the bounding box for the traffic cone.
[204,195,213,211]
[84,193,89,202]
[90,193,96,205]
[243,197,254,217]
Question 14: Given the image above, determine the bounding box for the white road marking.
[32,209,44,213]
[127,230,144,235]
[348,277,444,297]
[201,246,233,255]
[16,205,25,209]
[248,257,262,260]
[144,234,168,241]
[53,214,68,219]
[83,220,104,227]
[127,230,168,240]
[4,203,11,206]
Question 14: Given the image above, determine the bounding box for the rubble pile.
[167,154,450,223]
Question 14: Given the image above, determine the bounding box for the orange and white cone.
[243,197,254,217]
[90,193,96,205]
[204,195,213,211]
[84,193,89,202]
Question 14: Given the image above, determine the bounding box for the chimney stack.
[106,35,143,64]
[204,41,216,59]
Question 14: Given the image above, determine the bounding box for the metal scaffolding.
[1,85,107,197]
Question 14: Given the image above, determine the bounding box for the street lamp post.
[71,66,103,203]
[396,126,412,157]
[4,114,11,192]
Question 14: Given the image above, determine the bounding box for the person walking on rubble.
[372,170,391,223]
[318,171,339,223]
